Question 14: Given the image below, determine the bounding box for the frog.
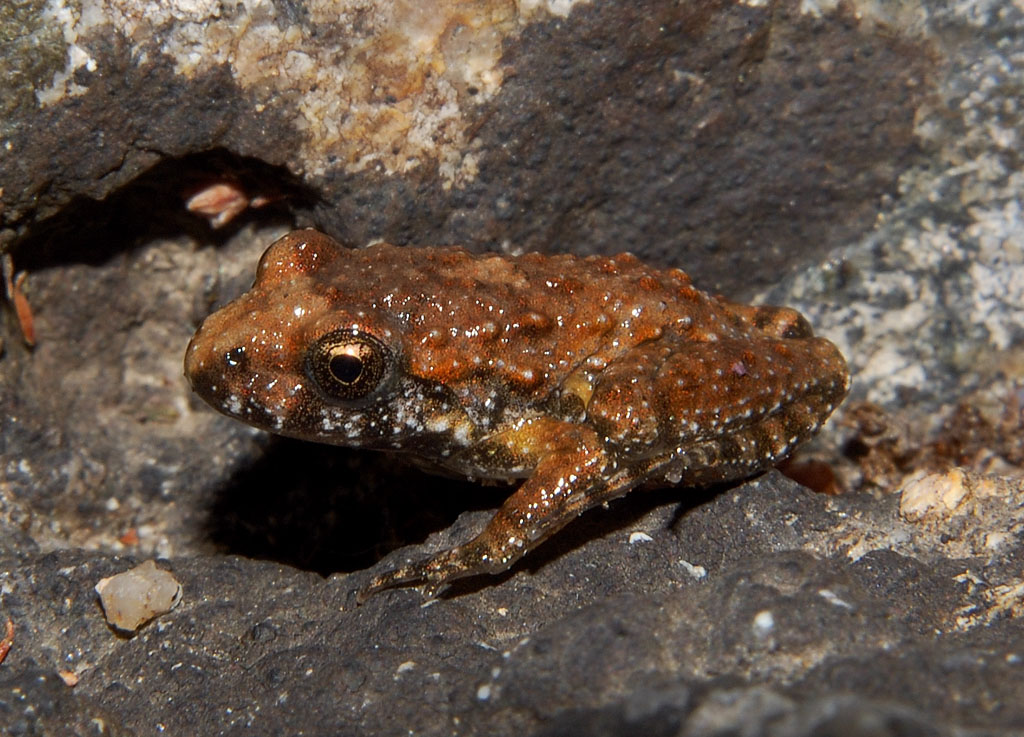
[184,229,850,600]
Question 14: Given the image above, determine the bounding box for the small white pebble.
[95,560,182,633]
[818,588,854,610]
[678,559,707,580]
[752,610,775,637]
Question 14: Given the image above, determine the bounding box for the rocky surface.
[1,0,1022,735]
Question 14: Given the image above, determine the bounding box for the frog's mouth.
[185,319,456,449]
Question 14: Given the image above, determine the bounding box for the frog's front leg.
[357,418,635,602]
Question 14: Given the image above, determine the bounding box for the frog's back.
[312,241,732,399]
[322,243,849,475]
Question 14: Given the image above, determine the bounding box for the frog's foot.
[357,420,643,604]
[356,539,506,603]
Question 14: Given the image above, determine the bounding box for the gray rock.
[1,0,1022,735]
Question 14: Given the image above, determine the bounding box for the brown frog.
[185,229,849,599]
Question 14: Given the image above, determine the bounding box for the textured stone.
[0,0,1022,735]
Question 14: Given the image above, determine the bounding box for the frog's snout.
[184,326,224,403]
[184,329,263,425]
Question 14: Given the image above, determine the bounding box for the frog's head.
[185,230,462,448]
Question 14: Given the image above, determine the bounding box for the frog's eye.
[307,329,392,401]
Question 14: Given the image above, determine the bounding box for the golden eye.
[307,329,391,401]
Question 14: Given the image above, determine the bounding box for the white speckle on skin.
[426,415,451,433]
[453,421,472,446]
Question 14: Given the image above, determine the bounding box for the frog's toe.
[357,550,458,603]
[357,542,505,603]
[356,563,431,603]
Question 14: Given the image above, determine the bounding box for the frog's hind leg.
[716,299,815,340]
[357,418,644,602]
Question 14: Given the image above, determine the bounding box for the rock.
[1,0,1022,735]
[95,559,183,633]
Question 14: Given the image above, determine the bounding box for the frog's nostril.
[224,345,248,370]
